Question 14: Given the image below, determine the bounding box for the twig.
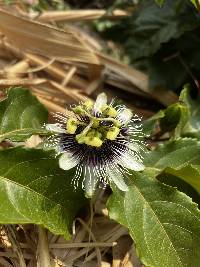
[50,242,117,248]
[0,257,13,267]
[178,54,200,91]
[78,217,101,267]
[0,251,33,260]
[4,225,26,267]
[36,96,66,113]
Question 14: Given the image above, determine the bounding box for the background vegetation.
[0,0,199,266]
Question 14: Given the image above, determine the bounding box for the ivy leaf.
[108,172,200,267]
[145,138,200,194]
[0,147,86,238]
[0,87,48,142]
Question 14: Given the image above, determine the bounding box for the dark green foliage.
[0,147,86,239]
[107,136,200,267]
[1,87,200,265]
[107,86,200,266]
[157,0,200,9]
[98,0,200,91]
[144,86,200,138]
[108,170,200,267]
[0,87,48,142]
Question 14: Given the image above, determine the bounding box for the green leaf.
[108,172,200,267]
[142,102,186,138]
[155,0,165,6]
[145,86,200,138]
[142,110,165,136]
[145,138,200,194]
[160,103,185,134]
[0,87,48,142]
[159,100,189,138]
[148,28,200,91]
[158,173,200,204]
[191,0,200,9]
[179,86,200,138]
[0,147,86,238]
[100,0,200,91]
[166,165,200,195]
[104,0,199,61]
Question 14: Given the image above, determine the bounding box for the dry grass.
[0,7,178,110]
[0,5,176,267]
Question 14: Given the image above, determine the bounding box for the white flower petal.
[93,93,107,113]
[107,166,128,191]
[119,151,145,171]
[83,165,98,198]
[46,123,65,133]
[128,142,140,152]
[117,108,132,125]
[59,152,79,170]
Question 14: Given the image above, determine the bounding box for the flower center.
[65,100,123,148]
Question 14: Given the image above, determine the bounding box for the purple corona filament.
[45,93,145,197]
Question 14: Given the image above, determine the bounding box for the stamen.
[45,92,145,195]
[66,118,78,134]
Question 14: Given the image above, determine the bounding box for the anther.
[106,126,120,140]
[66,118,78,134]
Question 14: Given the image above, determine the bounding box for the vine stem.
[37,226,51,267]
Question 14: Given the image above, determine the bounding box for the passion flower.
[45,93,145,197]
